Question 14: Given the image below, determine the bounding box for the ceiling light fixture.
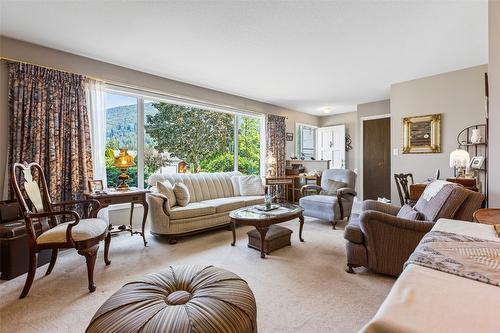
[322,107,334,114]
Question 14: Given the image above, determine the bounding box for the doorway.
[363,117,391,200]
[317,125,346,169]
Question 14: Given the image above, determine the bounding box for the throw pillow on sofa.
[239,175,265,196]
[157,180,177,207]
[173,183,190,206]
[397,204,423,220]
[230,175,241,196]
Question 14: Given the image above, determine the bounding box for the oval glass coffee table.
[229,203,304,258]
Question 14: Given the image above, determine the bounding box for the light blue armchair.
[299,169,357,229]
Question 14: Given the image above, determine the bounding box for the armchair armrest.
[358,210,434,276]
[26,210,80,246]
[336,188,357,220]
[148,192,171,216]
[52,199,101,218]
[362,199,400,216]
[301,184,323,195]
[337,187,357,197]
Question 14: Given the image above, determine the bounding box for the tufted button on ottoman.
[86,265,257,333]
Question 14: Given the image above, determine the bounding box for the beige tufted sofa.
[147,172,264,243]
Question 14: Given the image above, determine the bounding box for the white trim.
[359,113,391,200]
[260,115,266,176]
[295,123,318,159]
[105,83,263,118]
[137,97,145,189]
[233,116,239,172]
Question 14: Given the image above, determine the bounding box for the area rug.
[0,217,394,333]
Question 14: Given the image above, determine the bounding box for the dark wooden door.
[363,117,391,200]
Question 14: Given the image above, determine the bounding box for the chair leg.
[331,220,337,230]
[78,246,98,293]
[104,233,111,266]
[20,250,37,299]
[45,248,58,276]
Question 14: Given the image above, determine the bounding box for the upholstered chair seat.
[36,219,108,244]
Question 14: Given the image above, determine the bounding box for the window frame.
[295,123,318,159]
[104,85,265,188]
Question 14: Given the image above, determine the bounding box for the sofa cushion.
[231,175,241,196]
[300,194,338,206]
[169,203,216,220]
[241,195,265,206]
[173,183,190,207]
[414,183,468,221]
[147,171,242,202]
[239,176,265,196]
[397,204,422,220]
[344,215,364,244]
[200,197,245,213]
[157,180,177,207]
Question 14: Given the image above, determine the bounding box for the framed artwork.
[88,179,104,193]
[469,156,485,169]
[402,114,441,154]
[286,132,294,141]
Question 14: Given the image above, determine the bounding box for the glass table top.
[230,203,302,220]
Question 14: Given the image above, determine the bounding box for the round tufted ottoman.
[86,265,257,333]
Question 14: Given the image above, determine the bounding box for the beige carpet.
[0,218,394,333]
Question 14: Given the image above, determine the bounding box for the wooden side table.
[473,208,500,225]
[83,189,150,246]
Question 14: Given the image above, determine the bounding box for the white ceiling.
[0,0,488,116]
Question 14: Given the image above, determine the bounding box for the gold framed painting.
[402,114,441,154]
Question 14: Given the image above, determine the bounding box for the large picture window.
[104,88,264,188]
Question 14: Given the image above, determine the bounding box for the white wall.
[390,65,488,204]
[319,111,357,170]
[489,0,500,207]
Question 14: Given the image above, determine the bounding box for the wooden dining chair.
[394,173,414,206]
[473,208,500,225]
[10,162,111,298]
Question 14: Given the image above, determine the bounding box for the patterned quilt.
[405,230,500,287]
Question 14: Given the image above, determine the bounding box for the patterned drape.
[266,114,287,198]
[8,62,93,202]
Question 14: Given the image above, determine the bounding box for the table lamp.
[449,149,470,178]
[113,148,135,191]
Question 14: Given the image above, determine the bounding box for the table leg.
[129,203,135,236]
[299,213,304,242]
[257,226,270,258]
[141,200,149,247]
[231,220,236,246]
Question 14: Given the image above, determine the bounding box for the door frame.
[359,114,391,200]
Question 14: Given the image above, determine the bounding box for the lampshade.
[449,149,470,168]
[113,148,135,168]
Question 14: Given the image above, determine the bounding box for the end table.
[83,188,150,246]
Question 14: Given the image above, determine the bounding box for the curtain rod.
[0,56,289,120]
[0,56,103,82]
